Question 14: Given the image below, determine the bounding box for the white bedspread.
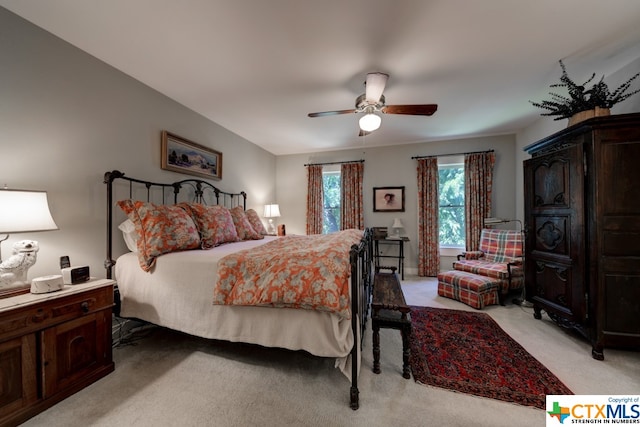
[115,237,357,377]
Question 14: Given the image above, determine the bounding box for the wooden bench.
[371,266,412,379]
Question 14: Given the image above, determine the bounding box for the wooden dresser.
[523,113,640,360]
[0,279,114,426]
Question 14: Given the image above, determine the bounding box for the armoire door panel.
[532,158,570,208]
[532,260,579,316]
[602,230,640,256]
[602,215,640,231]
[602,273,640,336]
[600,140,640,214]
[532,215,569,256]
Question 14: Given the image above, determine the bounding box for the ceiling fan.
[307,72,438,135]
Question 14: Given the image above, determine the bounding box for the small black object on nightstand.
[60,255,70,269]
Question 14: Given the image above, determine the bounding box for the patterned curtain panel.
[416,157,440,276]
[306,164,324,235]
[464,152,496,251]
[340,162,364,230]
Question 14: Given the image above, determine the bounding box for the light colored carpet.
[22,277,640,427]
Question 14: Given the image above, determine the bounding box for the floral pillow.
[229,206,263,241]
[117,200,201,272]
[178,203,239,249]
[245,208,268,235]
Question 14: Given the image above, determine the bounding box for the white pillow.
[118,219,138,253]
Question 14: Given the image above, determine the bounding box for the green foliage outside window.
[323,172,341,234]
[439,166,465,246]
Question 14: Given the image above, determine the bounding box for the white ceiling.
[3,0,640,155]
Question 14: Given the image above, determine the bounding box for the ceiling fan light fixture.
[365,72,389,103]
[359,113,381,132]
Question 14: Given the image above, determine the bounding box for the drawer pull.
[81,302,90,313]
[32,310,49,323]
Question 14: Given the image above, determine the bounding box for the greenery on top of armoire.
[530,60,640,120]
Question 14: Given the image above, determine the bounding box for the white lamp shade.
[263,204,281,218]
[359,113,381,132]
[392,218,404,229]
[0,189,58,233]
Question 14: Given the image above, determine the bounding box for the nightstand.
[0,278,115,426]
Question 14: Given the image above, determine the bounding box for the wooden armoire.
[523,112,640,360]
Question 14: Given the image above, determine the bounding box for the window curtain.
[416,157,440,276]
[464,152,496,251]
[306,164,324,235]
[340,162,364,230]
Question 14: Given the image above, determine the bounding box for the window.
[439,163,465,248]
[322,170,341,234]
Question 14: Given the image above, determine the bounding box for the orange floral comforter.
[214,229,364,319]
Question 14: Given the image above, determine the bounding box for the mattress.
[115,237,356,376]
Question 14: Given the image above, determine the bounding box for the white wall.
[0,8,276,280]
[276,134,517,273]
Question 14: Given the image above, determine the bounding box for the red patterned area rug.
[409,306,572,409]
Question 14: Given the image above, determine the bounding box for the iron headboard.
[104,170,247,279]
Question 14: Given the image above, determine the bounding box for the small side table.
[373,236,409,279]
[372,266,412,379]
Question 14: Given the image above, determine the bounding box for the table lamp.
[0,188,58,296]
[392,218,404,238]
[263,203,281,235]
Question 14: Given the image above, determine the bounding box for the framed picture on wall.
[373,186,405,212]
[161,130,222,180]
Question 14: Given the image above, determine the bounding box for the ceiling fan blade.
[381,104,438,116]
[365,72,389,103]
[308,109,357,118]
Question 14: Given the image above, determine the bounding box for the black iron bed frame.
[103,170,372,409]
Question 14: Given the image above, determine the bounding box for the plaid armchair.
[452,228,524,302]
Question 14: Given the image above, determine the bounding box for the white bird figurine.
[0,240,39,288]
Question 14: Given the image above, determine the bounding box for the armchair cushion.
[477,228,523,262]
[453,260,521,281]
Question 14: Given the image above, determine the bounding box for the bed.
[104,170,373,409]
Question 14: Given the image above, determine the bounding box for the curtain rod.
[303,159,365,166]
[411,149,494,160]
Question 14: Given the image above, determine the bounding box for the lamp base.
[0,240,39,290]
[267,219,276,235]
